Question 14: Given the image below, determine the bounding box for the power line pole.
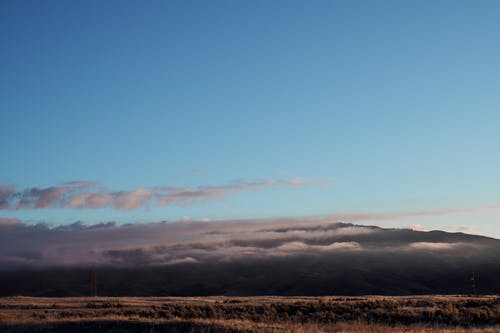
[89,270,97,297]
[470,271,476,295]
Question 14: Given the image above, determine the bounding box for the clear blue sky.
[1,0,500,237]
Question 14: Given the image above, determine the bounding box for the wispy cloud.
[0,217,20,225]
[456,225,474,233]
[326,203,500,222]
[0,178,308,210]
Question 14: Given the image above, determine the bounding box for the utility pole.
[89,270,97,297]
[470,271,476,295]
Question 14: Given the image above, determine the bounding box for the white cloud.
[408,242,463,250]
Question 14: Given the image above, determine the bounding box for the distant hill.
[0,223,498,296]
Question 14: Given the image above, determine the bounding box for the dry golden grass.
[0,295,498,332]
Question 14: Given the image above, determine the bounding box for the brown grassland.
[0,295,499,332]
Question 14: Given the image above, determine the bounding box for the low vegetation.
[0,295,498,332]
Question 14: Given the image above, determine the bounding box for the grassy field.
[0,295,498,332]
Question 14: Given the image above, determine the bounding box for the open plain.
[0,295,499,332]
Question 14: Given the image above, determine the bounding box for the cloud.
[405,224,429,232]
[275,241,361,253]
[0,178,308,210]
[0,216,495,269]
[62,180,100,186]
[169,256,199,265]
[457,225,474,233]
[0,217,20,225]
[407,242,466,251]
[326,203,500,223]
[0,186,15,209]
[18,186,67,208]
[276,241,309,251]
[319,241,361,251]
[287,177,307,186]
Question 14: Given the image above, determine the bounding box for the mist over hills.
[0,219,498,296]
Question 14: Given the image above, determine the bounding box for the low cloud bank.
[0,216,495,269]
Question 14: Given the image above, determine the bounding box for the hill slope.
[0,222,498,296]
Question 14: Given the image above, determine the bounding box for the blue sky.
[1,0,500,237]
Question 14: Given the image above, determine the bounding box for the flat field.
[0,295,499,332]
